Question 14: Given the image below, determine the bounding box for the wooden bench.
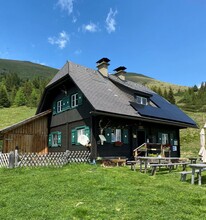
[150,162,189,176]
[127,160,139,171]
[180,167,206,182]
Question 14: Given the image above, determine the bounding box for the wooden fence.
[0,153,9,167]
[0,150,91,168]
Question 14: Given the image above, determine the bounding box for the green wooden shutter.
[57,132,62,146]
[48,134,52,147]
[122,129,129,144]
[158,132,162,144]
[105,128,112,143]
[71,129,77,144]
[170,133,174,145]
[52,102,57,115]
[84,126,90,139]
[62,96,70,111]
[78,92,83,105]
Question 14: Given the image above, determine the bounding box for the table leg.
[191,168,195,184]
[140,160,142,172]
[198,169,202,186]
[144,160,148,173]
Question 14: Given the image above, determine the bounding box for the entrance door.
[137,130,145,146]
[137,130,146,156]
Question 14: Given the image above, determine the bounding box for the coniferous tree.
[157,87,163,96]
[0,84,11,108]
[28,88,39,107]
[168,87,176,104]
[163,88,168,100]
[14,88,27,106]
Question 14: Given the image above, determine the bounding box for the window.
[57,100,63,113]
[162,133,169,145]
[111,129,122,142]
[71,93,78,108]
[52,92,83,115]
[48,132,62,147]
[77,128,85,144]
[158,132,169,145]
[71,126,90,145]
[105,128,129,144]
[136,95,148,105]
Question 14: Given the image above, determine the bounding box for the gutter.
[90,110,198,129]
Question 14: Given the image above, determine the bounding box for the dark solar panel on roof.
[130,93,197,126]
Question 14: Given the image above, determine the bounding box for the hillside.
[0,59,58,80]
[125,72,188,93]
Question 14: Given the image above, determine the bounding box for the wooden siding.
[2,116,48,154]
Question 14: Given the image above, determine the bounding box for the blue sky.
[0,0,206,86]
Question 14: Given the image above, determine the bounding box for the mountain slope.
[0,59,58,80]
[125,72,188,93]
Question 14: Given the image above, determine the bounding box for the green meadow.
[0,107,205,219]
[0,164,206,220]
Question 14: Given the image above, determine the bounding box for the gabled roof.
[40,61,197,128]
[0,110,51,138]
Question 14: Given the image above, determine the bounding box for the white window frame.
[71,93,78,108]
[136,95,148,105]
[77,128,85,144]
[162,133,169,145]
[111,129,122,142]
[52,133,58,147]
[57,100,63,113]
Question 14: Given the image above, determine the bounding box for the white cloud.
[82,22,99,33]
[106,8,118,33]
[57,0,74,15]
[48,31,69,49]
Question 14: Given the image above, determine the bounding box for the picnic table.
[189,164,206,185]
[137,156,182,173]
[188,157,198,164]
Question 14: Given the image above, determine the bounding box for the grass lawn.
[1,164,206,220]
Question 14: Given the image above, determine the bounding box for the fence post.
[8,151,15,168]
[14,149,19,167]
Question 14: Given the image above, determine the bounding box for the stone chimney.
[114,66,127,81]
[96,58,110,77]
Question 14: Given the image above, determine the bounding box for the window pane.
[71,93,78,107]
[116,129,122,142]
[111,132,115,142]
[142,97,147,105]
[136,95,147,105]
[162,133,169,145]
[77,128,85,144]
[52,134,58,146]
[57,100,62,112]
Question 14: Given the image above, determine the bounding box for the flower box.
[114,141,123,147]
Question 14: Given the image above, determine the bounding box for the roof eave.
[90,110,198,129]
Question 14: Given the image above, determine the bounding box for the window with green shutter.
[104,128,129,144]
[48,131,62,147]
[52,92,83,115]
[71,126,90,145]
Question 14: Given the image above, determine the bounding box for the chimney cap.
[96,57,110,64]
[113,66,127,72]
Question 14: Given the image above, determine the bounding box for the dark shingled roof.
[45,61,197,128]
